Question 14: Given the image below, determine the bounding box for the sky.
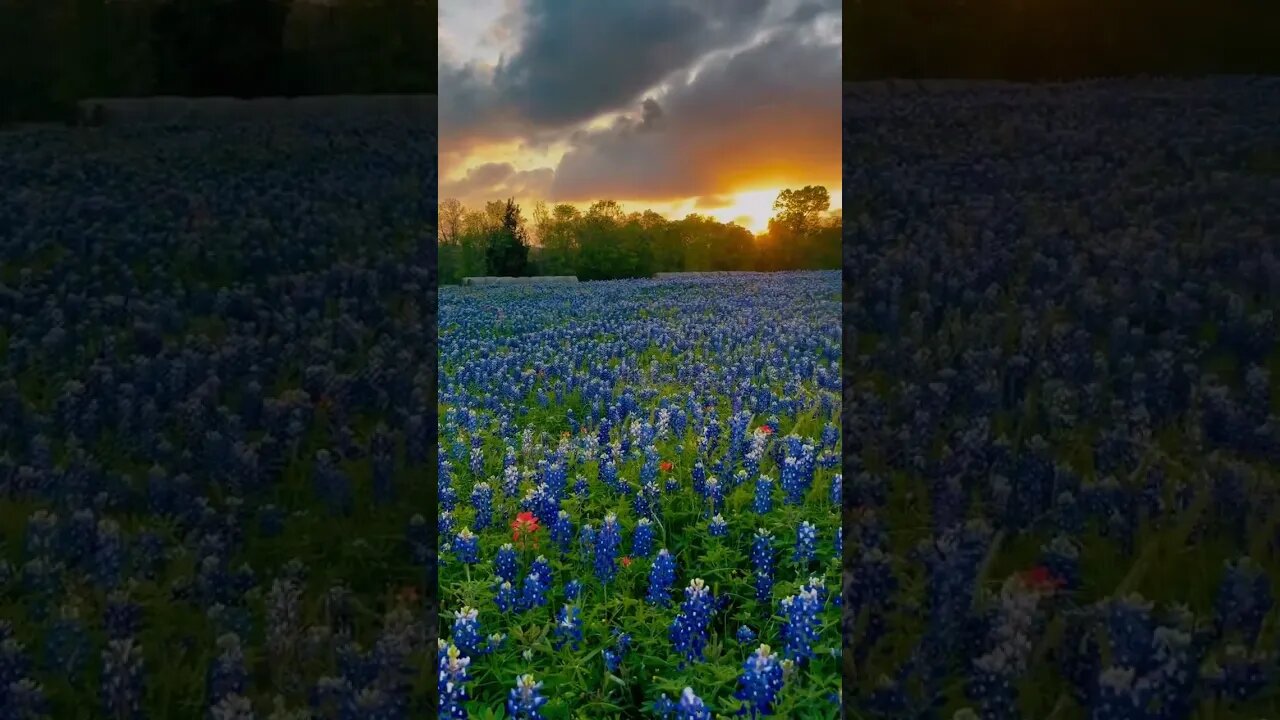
[438,0,841,235]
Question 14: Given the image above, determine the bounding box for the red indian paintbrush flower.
[660,460,673,473]
[1020,566,1063,592]
[512,512,541,543]
[621,556,633,568]
[759,424,774,435]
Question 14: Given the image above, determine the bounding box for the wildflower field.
[0,119,437,718]
[841,78,1280,719]
[438,272,843,718]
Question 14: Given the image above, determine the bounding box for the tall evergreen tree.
[485,199,530,277]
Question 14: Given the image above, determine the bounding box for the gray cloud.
[547,10,841,203]
[441,162,555,204]
[440,0,769,144]
[441,0,837,206]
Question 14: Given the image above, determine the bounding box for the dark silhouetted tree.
[485,199,530,277]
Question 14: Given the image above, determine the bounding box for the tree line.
[438,187,841,285]
[0,0,435,124]
[845,0,1280,81]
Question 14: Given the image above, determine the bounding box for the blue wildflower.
[676,687,711,720]
[554,605,583,651]
[751,529,775,604]
[647,549,677,606]
[438,641,471,720]
[670,578,715,665]
[530,556,553,589]
[780,587,822,664]
[507,674,548,720]
[101,637,146,720]
[595,514,622,584]
[454,528,479,565]
[452,607,484,657]
[471,482,494,531]
[521,572,549,611]
[564,579,582,601]
[632,518,654,558]
[735,644,785,718]
[494,544,519,584]
[709,514,728,537]
[495,581,519,613]
[793,521,817,565]
[753,475,774,515]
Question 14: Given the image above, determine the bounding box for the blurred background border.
[843,0,1280,81]
[0,0,436,125]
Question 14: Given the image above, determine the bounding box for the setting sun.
[703,189,786,234]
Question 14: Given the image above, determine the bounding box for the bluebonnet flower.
[438,641,471,720]
[705,477,724,516]
[486,633,508,654]
[821,423,838,449]
[502,463,520,499]
[494,544,519,584]
[830,473,841,506]
[751,529,775,604]
[506,674,548,720]
[753,475,774,515]
[101,637,146,720]
[564,579,582,601]
[454,528,479,565]
[735,644,785,718]
[207,633,248,707]
[579,522,597,565]
[471,482,494,531]
[529,556,553,589]
[495,581,519,613]
[521,572,549,611]
[603,630,632,673]
[552,510,574,552]
[1206,644,1272,702]
[24,510,58,559]
[793,521,817,565]
[709,514,727,537]
[438,510,455,539]
[676,687,711,720]
[1,637,47,717]
[780,586,822,664]
[1215,557,1273,644]
[44,603,91,683]
[452,607,484,657]
[736,625,757,644]
[594,514,622,584]
[647,549,677,606]
[632,518,654,558]
[554,605,583,650]
[5,676,49,719]
[670,578,715,665]
[105,590,143,641]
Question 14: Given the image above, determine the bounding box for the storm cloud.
[440,0,839,208]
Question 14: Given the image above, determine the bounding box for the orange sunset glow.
[439,0,841,237]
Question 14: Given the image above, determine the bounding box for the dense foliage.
[0,118,439,717]
[438,273,842,718]
[841,77,1280,719]
[437,190,841,284]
